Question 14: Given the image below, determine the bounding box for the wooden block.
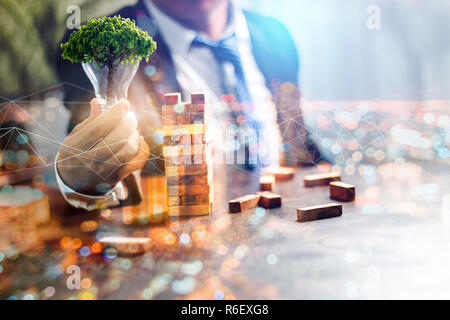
[168,184,210,196]
[192,133,205,144]
[164,153,207,166]
[190,112,204,123]
[161,112,176,125]
[174,113,187,124]
[163,124,205,136]
[297,203,342,222]
[163,145,206,157]
[162,104,176,114]
[168,193,212,206]
[188,104,204,113]
[329,181,355,202]
[259,175,275,191]
[163,103,204,114]
[264,167,295,181]
[304,172,341,187]
[191,93,205,104]
[162,103,186,113]
[257,192,281,209]
[163,144,208,165]
[167,174,209,186]
[168,204,211,216]
[229,194,260,213]
[164,93,181,105]
[99,236,152,254]
[165,164,209,176]
[163,134,192,146]
[163,133,205,146]
[171,112,203,124]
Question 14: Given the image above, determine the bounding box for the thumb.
[89,98,102,119]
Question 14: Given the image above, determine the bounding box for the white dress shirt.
[56,0,281,210]
[145,0,280,165]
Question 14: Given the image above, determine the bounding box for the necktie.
[191,35,264,168]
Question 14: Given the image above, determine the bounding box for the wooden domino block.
[161,109,176,125]
[259,175,275,191]
[163,144,206,155]
[166,173,210,186]
[168,184,210,196]
[168,193,212,206]
[229,194,260,213]
[189,112,204,123]
[329,181,355,202]
[192,133,205,144]
[165,164,209,176]
[163,124,205,136]
[163,133,206,146]
[303,172,340,187]
[164,93,181,105]
[163,134,192,146]
[264,167,295,181]
[164,153,207,166]
[173,113,203,125]
[168,204,211,216]
[163,103,204,115]
[191,93,205,104]
[297,203,342,222]
[185,104,204,113]
[99,236,152,254]
[257,192,282,209]
[162,103,188,116]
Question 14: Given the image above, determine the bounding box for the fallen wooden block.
[297,203,342,222]
[259,175,275,191]
[257,192,282,209]
[329,181,355,202]
[303,172,340,187]
[99,236,152,254]
[229,194,260,213]
[264,167,295,181]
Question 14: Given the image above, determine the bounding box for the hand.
[57,99,149,195]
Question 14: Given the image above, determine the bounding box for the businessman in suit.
[56,0,324,210]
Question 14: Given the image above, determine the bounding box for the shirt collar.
[144,0,249,54]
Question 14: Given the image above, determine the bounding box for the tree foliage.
[61,15,156,69]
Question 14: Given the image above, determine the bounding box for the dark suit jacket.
[57,0,321,172]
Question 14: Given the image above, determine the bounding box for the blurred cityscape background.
[0,0,449,167]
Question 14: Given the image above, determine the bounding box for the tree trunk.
[106,64,115,107]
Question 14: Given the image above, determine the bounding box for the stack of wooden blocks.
[0,186,50,252]
[162,93,213,217]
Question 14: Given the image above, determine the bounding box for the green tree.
[0,0,135,97]
[61,15,156,97]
